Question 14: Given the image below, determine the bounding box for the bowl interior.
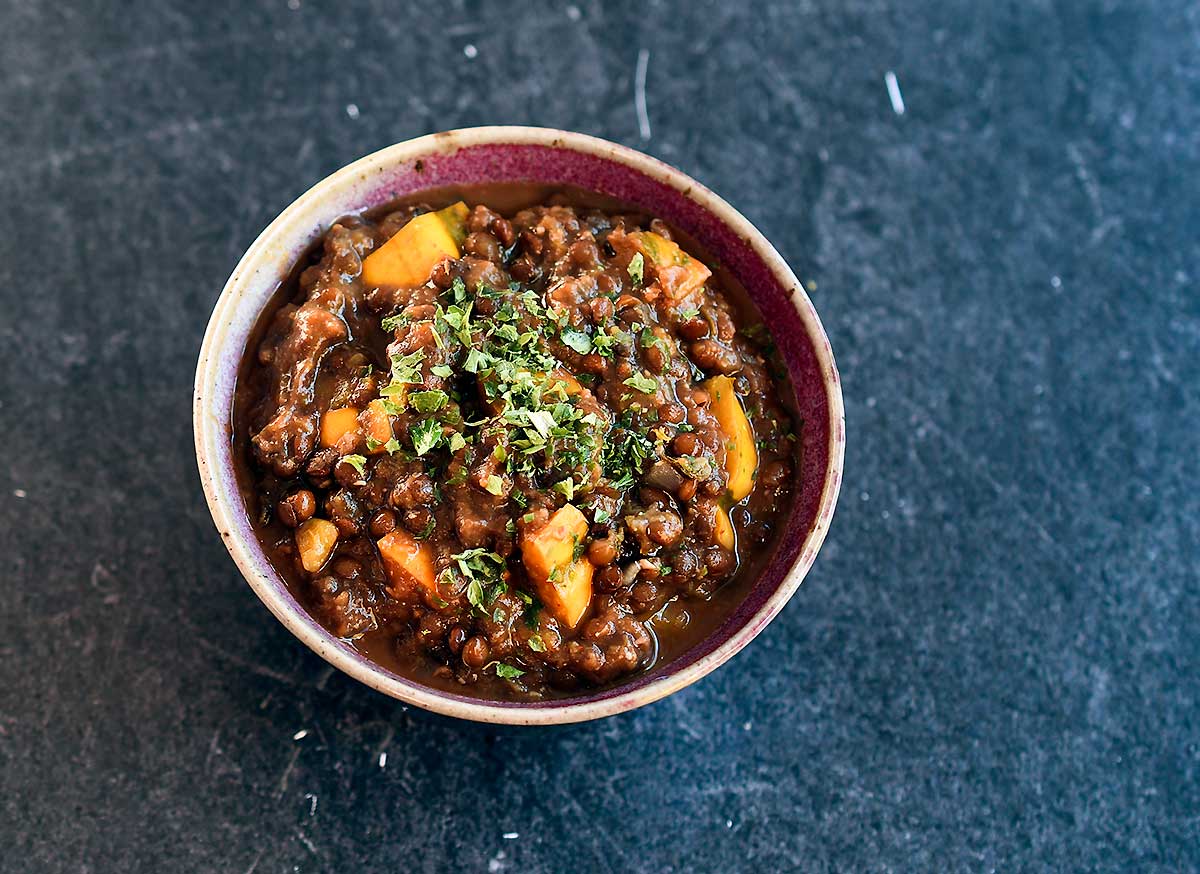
[195,128,843,724]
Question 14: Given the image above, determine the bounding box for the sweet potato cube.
[296,518,339,572]
[705,375,758,502]
[627,230,711,301]
[320,406,360,449]
[377,528,437,600]
[713,505,736,551]
[361,201,468,290]
[547,559,594,630]
[360,399,395,454]
[521,503,594,629]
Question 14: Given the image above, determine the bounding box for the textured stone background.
[1,1,1197,871]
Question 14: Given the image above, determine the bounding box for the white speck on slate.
[378,752,387,768]
[866,396,877,408]
[726,820,733,829]
[502,832,519,839]
[304,793,317,816]
[13,489,26,498]
[1050,275,1062,288]
[464,44,478,59]
[885,70,906,115]
[488,850,507,872]
[292,729,307,740]
[743,721,752,731]
[635,49,652,140]
[287,0,300,8]
[566,5,581,20]
[860,491,870,502]
[345,103,359,119]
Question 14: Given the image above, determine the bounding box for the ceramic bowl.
[194,126,844,724]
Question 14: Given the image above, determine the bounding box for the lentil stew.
[234,185,799,700]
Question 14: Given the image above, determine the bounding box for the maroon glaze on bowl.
[194,127,844,724]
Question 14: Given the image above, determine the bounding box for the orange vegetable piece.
[296,518,339,572]
[320,406,360,449]
[359,399,395,454]
[521,503,594,629]
[627,230,711,300]
[361,201,469,290]
[713,505,736,551]
[705,375,758,502]
[377,528,437,600]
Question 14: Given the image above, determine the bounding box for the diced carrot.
[361,201,469,290]
[359,399,394,454]
[296,518,338,572]
[520,503,594,628]
[547,559,594,630]
[626,230,711,301]
[320,406,360,449]
[377,528,437,600]
[705,375,758,502]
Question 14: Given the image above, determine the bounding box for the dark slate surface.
[1,0,1197,870]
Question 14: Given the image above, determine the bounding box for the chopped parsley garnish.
[493,662,525,680]
[590,330,619,357]
[409,390,448,413]
[484,474,504,495]
[410,419,442,456]
[448,547,507,614]
[527,635,546,653]
[627,252,644,285]
[593,508,611,524]
[678,306,700,321]
[602,427,654,490]
[341,454,367,476]
[381,312,409,332]
[387,349,425,386]
[560,329,592,355]
[623,372,658,394]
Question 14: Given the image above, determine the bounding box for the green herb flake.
[560,329,592,355]
[416,516,437,540]
[523,598,542,629]
[623,372,659,394]
[627,252,645,285]
[494,662,525,680]
[484,474,504,495]
[528,635,546,653]
[410,419,442,456]
[594,508,611,524]
[341,454,367,476]
[409,390,448,413]
[380,312,409,332]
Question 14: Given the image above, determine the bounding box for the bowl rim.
[194,125,844,725]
